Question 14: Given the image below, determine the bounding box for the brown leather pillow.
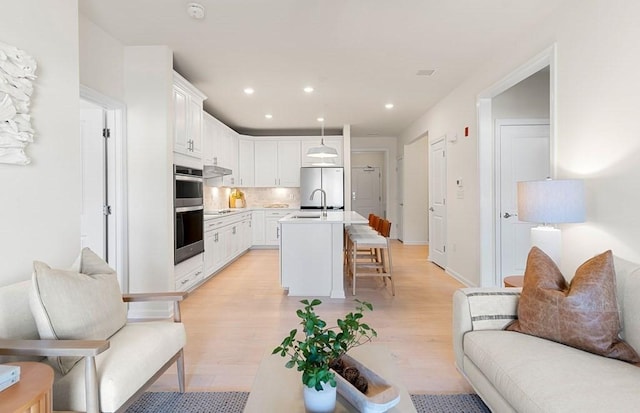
[506,247,640,363]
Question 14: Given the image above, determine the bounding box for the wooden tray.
[333,352,400,413]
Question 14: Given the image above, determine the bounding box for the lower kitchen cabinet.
[204,212,253,279]
[264,210,291,246]
[252,211,265,245]
[175,253,204,292]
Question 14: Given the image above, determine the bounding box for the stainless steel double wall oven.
[174,165,204,264]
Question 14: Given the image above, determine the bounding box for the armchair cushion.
[29,248,127,374]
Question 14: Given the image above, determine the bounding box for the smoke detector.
[187,3,205,19]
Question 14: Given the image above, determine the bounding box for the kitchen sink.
[290,214,321,219]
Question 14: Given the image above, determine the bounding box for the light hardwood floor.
[150,241,474,394]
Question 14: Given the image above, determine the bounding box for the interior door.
[351,166,383,219]
[397,158,404,241]
[80,100,107,258]
[429,138,446,268]
[497,119,550,280]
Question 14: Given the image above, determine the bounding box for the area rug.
[126,391,490,412]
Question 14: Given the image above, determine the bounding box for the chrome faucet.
[310,188,327,217]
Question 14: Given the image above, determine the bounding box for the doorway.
[79,86,128,290]
[496,119,550,280]
[478,45,556,287]
[429,137,446,268]
[351,166,383,219]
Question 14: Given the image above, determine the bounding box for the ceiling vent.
[187,3,205,20]
[416,69,436,77]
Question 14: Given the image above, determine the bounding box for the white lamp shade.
[306,141,338,158]
[517,179,585,224]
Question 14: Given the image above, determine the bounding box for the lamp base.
[530,226,561,266]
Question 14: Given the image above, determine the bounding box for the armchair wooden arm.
[0,338,110,413]
[0,338,109,357]
[122,291,188,322]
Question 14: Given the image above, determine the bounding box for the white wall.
[78,14,125,101]
[351,137,398,238]
[0,1,81,285]
[400,0,640,284]
[124,47,175,311]
[493,68,550,120]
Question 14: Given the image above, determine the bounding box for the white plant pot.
[303,381,337,413]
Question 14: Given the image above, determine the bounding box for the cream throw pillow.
[29,248,127,375]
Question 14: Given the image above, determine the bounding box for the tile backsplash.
[204,186,300,210]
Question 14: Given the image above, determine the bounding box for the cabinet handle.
[277,227,280,238]
[181,279,189,285]
[275,178,277,185]
[233,226,236,234]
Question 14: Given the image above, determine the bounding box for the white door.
[80,101,107,259]
[351,167,383,219]
[429,138,446,268]
[497,119,550,280]
[397,158,404,241]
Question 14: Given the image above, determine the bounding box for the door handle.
[503,212,517,218]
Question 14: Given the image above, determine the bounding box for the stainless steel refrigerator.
[300,167,344,209]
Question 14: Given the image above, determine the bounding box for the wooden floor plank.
[149,241,473,394]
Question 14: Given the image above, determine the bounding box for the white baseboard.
[445,266,477,287]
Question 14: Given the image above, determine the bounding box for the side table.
[504,275,524,288]
[0,362,54,413]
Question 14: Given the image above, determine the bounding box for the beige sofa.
[0,279,187,413]
[453,256,640,412]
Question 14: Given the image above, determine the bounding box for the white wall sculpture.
[0,42,37,165]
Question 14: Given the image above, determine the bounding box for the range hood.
[203,164,232,178]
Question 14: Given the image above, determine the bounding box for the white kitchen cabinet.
[252,211,265,245]
[265,210,290,245]
[237,138,255,187]
[203,112,239,186]
[175,253,204,292]
[173,72,206,159]
[203,212,253,279]
[254,140,301,187]
[222,129,239,186]
[301,137,343,167]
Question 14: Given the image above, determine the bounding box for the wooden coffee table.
[0,362,54,413]
[244,344,417,412]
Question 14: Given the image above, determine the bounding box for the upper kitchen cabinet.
[173,72,206,159]
[237,137,255,187]
[301,137,344,167]
[254,140,301,187]
[203,112,239,186]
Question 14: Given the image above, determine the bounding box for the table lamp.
[517,179,585,265]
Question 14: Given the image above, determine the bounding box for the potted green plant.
[272,298,377,413]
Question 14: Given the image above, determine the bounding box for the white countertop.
[279,210,368,225]
[203,207,298,221]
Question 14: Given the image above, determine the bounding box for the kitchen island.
[279,210,368,298]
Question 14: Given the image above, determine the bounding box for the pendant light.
[307,119,338,159]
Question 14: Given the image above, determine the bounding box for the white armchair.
[0,253,188,413]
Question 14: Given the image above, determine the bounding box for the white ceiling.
[79,0,564,137]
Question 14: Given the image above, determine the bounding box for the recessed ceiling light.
[244,87,254,95]
[265,114,273,119]
[317,117,325,122]
[304,86,314,93]
[385,103,394,109]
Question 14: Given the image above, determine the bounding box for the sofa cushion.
[506,247,639,363]
[50,321,186,412]
[29,248,127,375]
[464,330,640,413]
